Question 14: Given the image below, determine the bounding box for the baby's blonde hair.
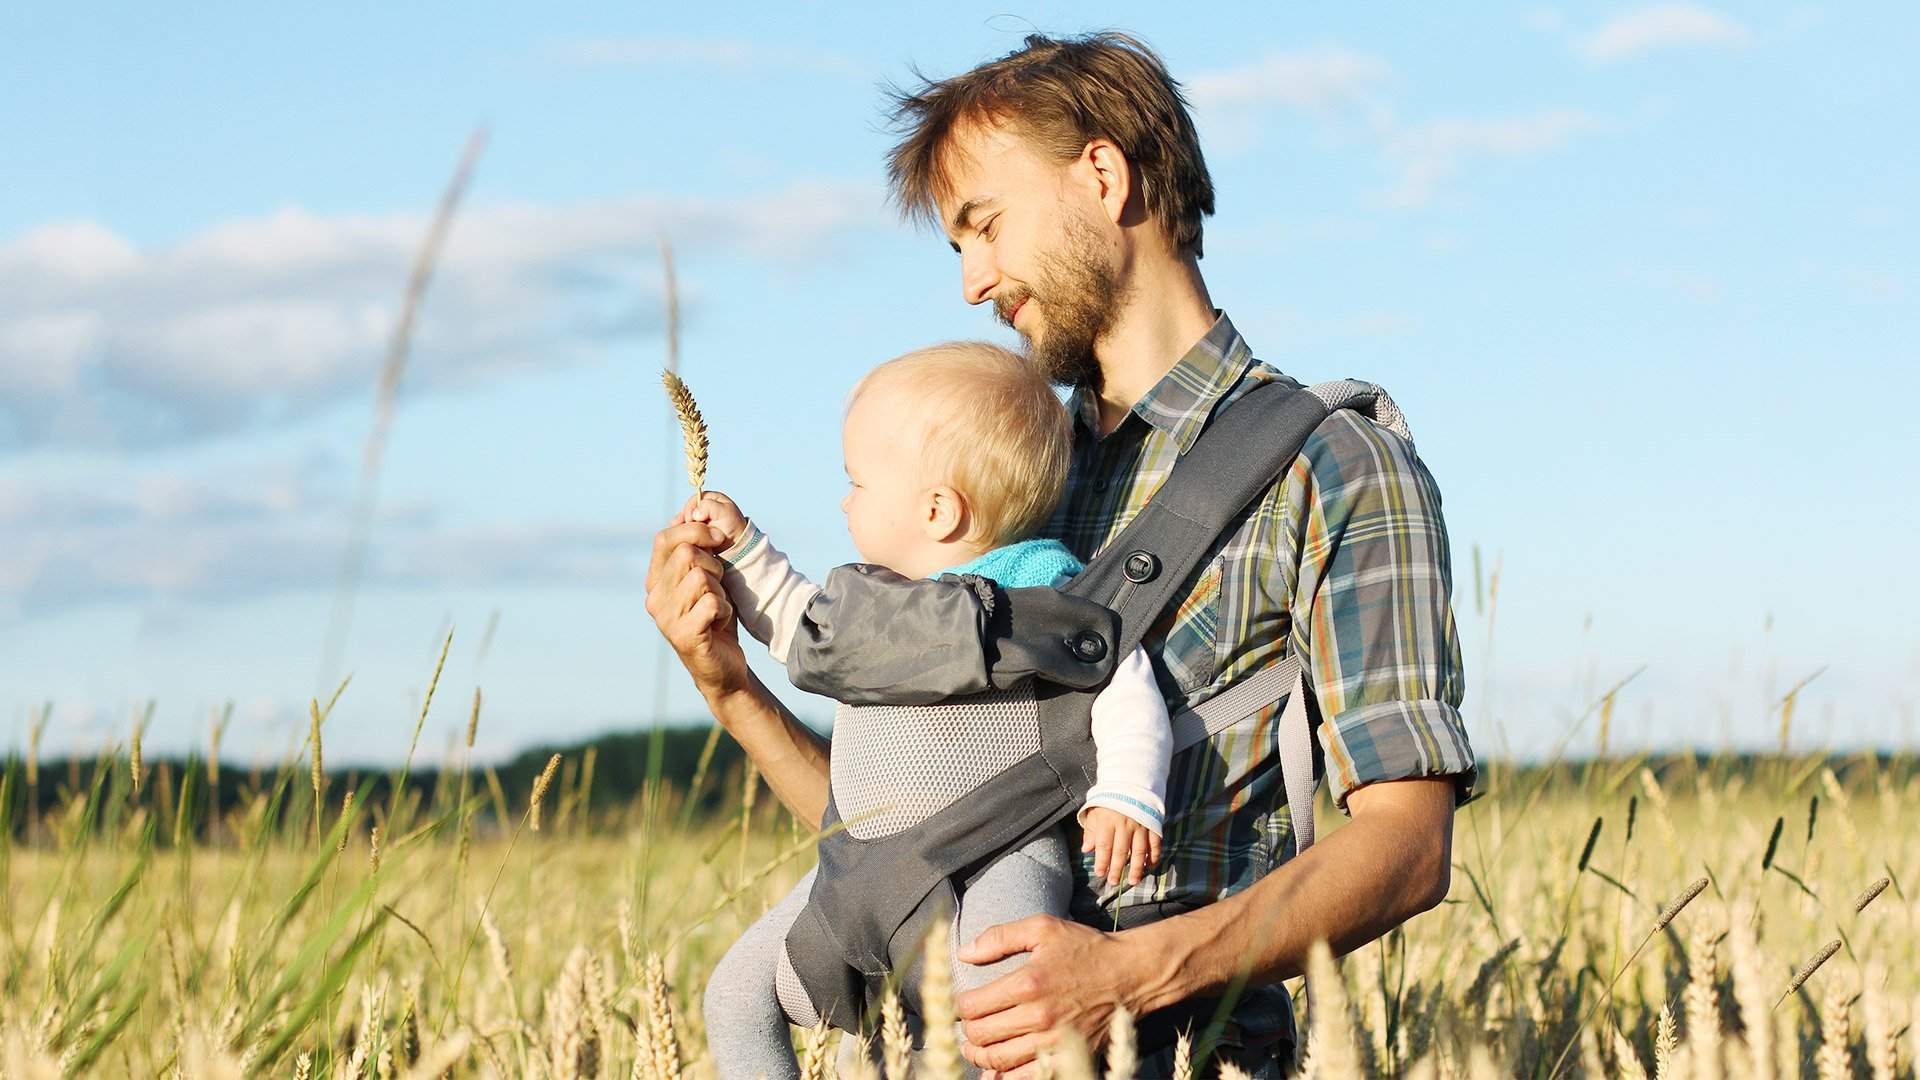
[850,342,1072,548]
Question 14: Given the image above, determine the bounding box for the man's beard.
[995,214,1119,390]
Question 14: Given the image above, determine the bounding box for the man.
[646,32,1474,1077]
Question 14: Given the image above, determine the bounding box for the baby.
[687,342,1171,1079]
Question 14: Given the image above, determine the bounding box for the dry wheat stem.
[1853,876,1891,914]
[661,371,709,494]
[1776,939,1844,1010]
[26,703,48,787]
[207,703,230,787]
[531,753,562,832]
[1548,877,1708,1078]
[319,127,487,690]
[129,713,144,797]
[400,627,454,773]
[659,234,680,377]
[308,697,326,846]
[338,788,356,855]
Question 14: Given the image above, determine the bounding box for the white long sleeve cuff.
[717,522,819,664]
[1076,644,1172,836]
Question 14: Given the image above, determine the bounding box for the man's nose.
[960,247,999,307]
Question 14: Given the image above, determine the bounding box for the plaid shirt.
[1051,312,1475,1057]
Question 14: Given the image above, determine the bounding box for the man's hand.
[953,777,1459,1077]
[644,520,749,702]
[1079,808,1160,887]
[954,916,1164,1077]
[644,514,833,826]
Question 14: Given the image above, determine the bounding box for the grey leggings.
[704,831,1073,1080]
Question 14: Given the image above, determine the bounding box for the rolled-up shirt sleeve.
[1286,411,1476,811]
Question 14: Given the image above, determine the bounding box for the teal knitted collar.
[933,538,1084,589]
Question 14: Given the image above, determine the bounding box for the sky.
[2,3,1914,769]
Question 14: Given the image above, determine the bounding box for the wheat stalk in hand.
[661,370,709,495]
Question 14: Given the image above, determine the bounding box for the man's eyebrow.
[948,196,998,235]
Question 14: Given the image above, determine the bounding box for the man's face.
[938,122,1120,388]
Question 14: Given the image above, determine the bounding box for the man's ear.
[1081,138,1133,227]
[923,485,972,544]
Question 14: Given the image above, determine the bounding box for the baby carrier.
[776,378,1412,1032]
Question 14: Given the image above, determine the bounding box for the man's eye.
[982,218,999,241]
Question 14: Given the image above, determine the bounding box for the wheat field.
[3,715,1915,1080]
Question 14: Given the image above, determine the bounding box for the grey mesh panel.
[830,689,1043,840]
[1304,379,1411,442]
[775,944,822,1028]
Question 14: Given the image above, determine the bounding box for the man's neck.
[1091,254,1216,436]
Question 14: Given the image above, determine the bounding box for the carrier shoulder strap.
[1172,654,1316,851]
[1069,377,1410,853]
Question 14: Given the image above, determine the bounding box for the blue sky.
[2,3,1914,767]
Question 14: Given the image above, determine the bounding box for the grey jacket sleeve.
[785,564,1121,705]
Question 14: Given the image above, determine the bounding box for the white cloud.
[544,36,868,77]
[1384,109,1603,208]
[0,455,649,618]
[1187,49,1600,207]
[1185,48,1391,112]
[1580,5,1751,62]
[0,184,880,452]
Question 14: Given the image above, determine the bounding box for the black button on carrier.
[1123,550,1160,584]
[1068,632,1108,663]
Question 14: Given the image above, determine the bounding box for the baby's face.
[840,385,931,573]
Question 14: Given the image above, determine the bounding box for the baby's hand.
[1080,807,1162,887]
[678,491,749,547]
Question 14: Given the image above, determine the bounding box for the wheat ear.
[661,371,708,494]
[1776,939,1844,1010]
[919,918,963,1080]
[879,986,911,1080]
[530,753,561,832]
[644,952,684,1080]
[309,697,326,848]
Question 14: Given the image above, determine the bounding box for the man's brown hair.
[885,31,1216,257]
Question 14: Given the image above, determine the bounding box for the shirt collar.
[1069,310,1258,455]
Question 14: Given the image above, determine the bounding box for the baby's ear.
[922,484,971,544]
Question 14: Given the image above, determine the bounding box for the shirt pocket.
[1149,554,1224,697]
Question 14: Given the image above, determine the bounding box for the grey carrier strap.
[1171,651,1315,851]
[782,377,1405,1031]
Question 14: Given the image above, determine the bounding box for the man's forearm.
[1120,780,1455,1014]
[704,672,832,829]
